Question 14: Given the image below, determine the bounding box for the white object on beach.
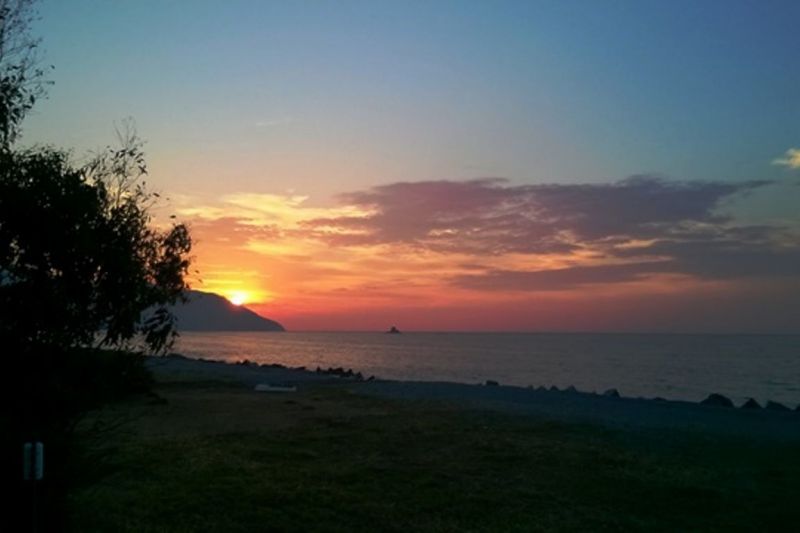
[254,384,297,393]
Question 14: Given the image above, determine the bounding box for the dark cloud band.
[301,176,799,289]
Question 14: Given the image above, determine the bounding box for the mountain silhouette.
[171,290,285,331]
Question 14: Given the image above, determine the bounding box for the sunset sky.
[25,0,800,332]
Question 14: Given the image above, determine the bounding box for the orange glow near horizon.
[168,182,800,334]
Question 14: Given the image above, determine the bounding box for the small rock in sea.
[565,385,577,393]
[315,366,322,373]
[549,385,560,392]
[700,393,734,408]
[366,375,375,381]
[653,397,667,402]
[765,401,790,411]
[740,398,761,409]
[485,380,499,386]
[603,388,620,398]
[535,386,547,392]
[293,366,306,371]
[355,372,364,381]
[796,404,800,412]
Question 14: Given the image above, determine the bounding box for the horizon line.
[182,329,800,336]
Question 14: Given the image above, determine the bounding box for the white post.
[23,442,44,481]
[23,441,44,533]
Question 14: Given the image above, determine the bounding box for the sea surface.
[173,332,800,405]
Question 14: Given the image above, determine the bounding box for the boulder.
[603,388,620,398]
[485,380,499,386]
[765,401,790,411]
[565,385,578,393]
[549,385,560,392]
[700,393,734,408]
[740,398,761,409]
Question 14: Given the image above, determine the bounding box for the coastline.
[171,330,800,406]
[148,354,800,442]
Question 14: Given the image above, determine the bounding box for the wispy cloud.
[174,176,799,300]
[176,193,365,228]
[773,148,800,169]
[301,176,773,254]
[452,262,675,292]
[301,176,800,291]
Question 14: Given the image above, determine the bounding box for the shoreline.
[148,354,800,442]
[171,331,800,406]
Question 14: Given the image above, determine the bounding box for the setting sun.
[228,291,249,306]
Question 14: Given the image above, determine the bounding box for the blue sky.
[25,1,799,198]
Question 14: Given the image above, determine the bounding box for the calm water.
[173,332,800,405]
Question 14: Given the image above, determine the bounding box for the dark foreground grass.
[68,382,800,532]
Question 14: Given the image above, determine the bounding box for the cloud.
[612,236,800,279]
[302,176,771,254]
[306,176,799,291]
[773,148,800,169]
[452,241,800,292]
[452,262,675,292]
[302,178,576,254]
[177,192,366,229]
[175,175,799,295]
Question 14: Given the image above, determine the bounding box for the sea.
[173,332,800,406]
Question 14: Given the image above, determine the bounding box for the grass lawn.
[67,380,800,532]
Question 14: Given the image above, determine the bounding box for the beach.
[65,355,800,531]
[148,354,800,441]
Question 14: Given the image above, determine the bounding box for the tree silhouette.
[0,1,192,356]
[0,0,50,148]
[0,129,193,355]
[0,3,193,529]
